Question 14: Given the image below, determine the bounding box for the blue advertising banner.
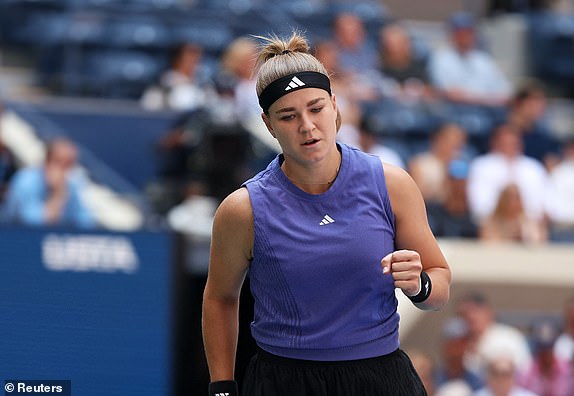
[0,226,175,396]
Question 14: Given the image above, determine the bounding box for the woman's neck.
[281,149,342,194]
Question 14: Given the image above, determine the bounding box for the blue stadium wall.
[0,226,177,395]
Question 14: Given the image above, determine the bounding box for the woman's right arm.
[202,187,253,382]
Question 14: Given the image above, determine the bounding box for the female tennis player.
[202,31,452,396]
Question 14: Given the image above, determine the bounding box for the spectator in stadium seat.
[554,296,574,364]
[332,12,378,75]
[216,36,281,155]
[428,11,512,107]
[408,123,469,205]
[544,138,574,242]
[146,108,211,215]
[518,320,573,396]
[337,113,405,169]
[474,355,538,396]
[377,21,434,103]
[434,317,484,393]
[357,117,405,168]
[478,183,548,244]
[426,159,478,239]
[506,81,561,171]
[217,36,260,125]
[2,137,95,229]
[456,292,532,380]
[408,349,437,395]
[140,41,216,112]
[328,13,385,107]
[314,40,380,115]
[166,179,217,246]
[466,123,548,225]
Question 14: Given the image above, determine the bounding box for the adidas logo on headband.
[258,71,332,113]
[285,76,306,91]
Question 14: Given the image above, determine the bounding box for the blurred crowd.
[2,8,573,245]
[410,292,574,396]
[143,9,574,245]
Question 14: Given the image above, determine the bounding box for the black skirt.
[241,347,428,396]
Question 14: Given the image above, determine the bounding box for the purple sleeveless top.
[242,143,399,361]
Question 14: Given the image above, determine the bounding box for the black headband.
[258,71,331,113]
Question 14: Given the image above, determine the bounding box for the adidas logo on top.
[319,214,335,226]
[285,76,306,91]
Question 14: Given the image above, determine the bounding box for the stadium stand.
[0,100,151,229]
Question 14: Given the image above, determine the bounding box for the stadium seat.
[0,0,65,10]
[73,49,163,98]
[330,1,387,35]
[278,2,334,42]
[361,99,440,138]
[66,12,107,46]
[102,15,172,49]
[13,11,72,47]
[226,6,284,38]
[440,103,500,138]
[169,19,234,56]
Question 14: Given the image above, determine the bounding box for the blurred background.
[0,0,573,395]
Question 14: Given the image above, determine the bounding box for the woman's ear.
[332,94,342,132]
[261,112,276,138]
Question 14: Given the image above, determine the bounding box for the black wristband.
[408,271,432,303]
[208,380,238,396]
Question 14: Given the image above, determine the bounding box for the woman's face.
[263,87,338,166]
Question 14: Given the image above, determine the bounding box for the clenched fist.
[381,250,423,297]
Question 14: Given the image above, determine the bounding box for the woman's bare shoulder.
[214,187,253,227]
[382,161,416,192]
[211,187,254,262]
[381,159,425,216]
